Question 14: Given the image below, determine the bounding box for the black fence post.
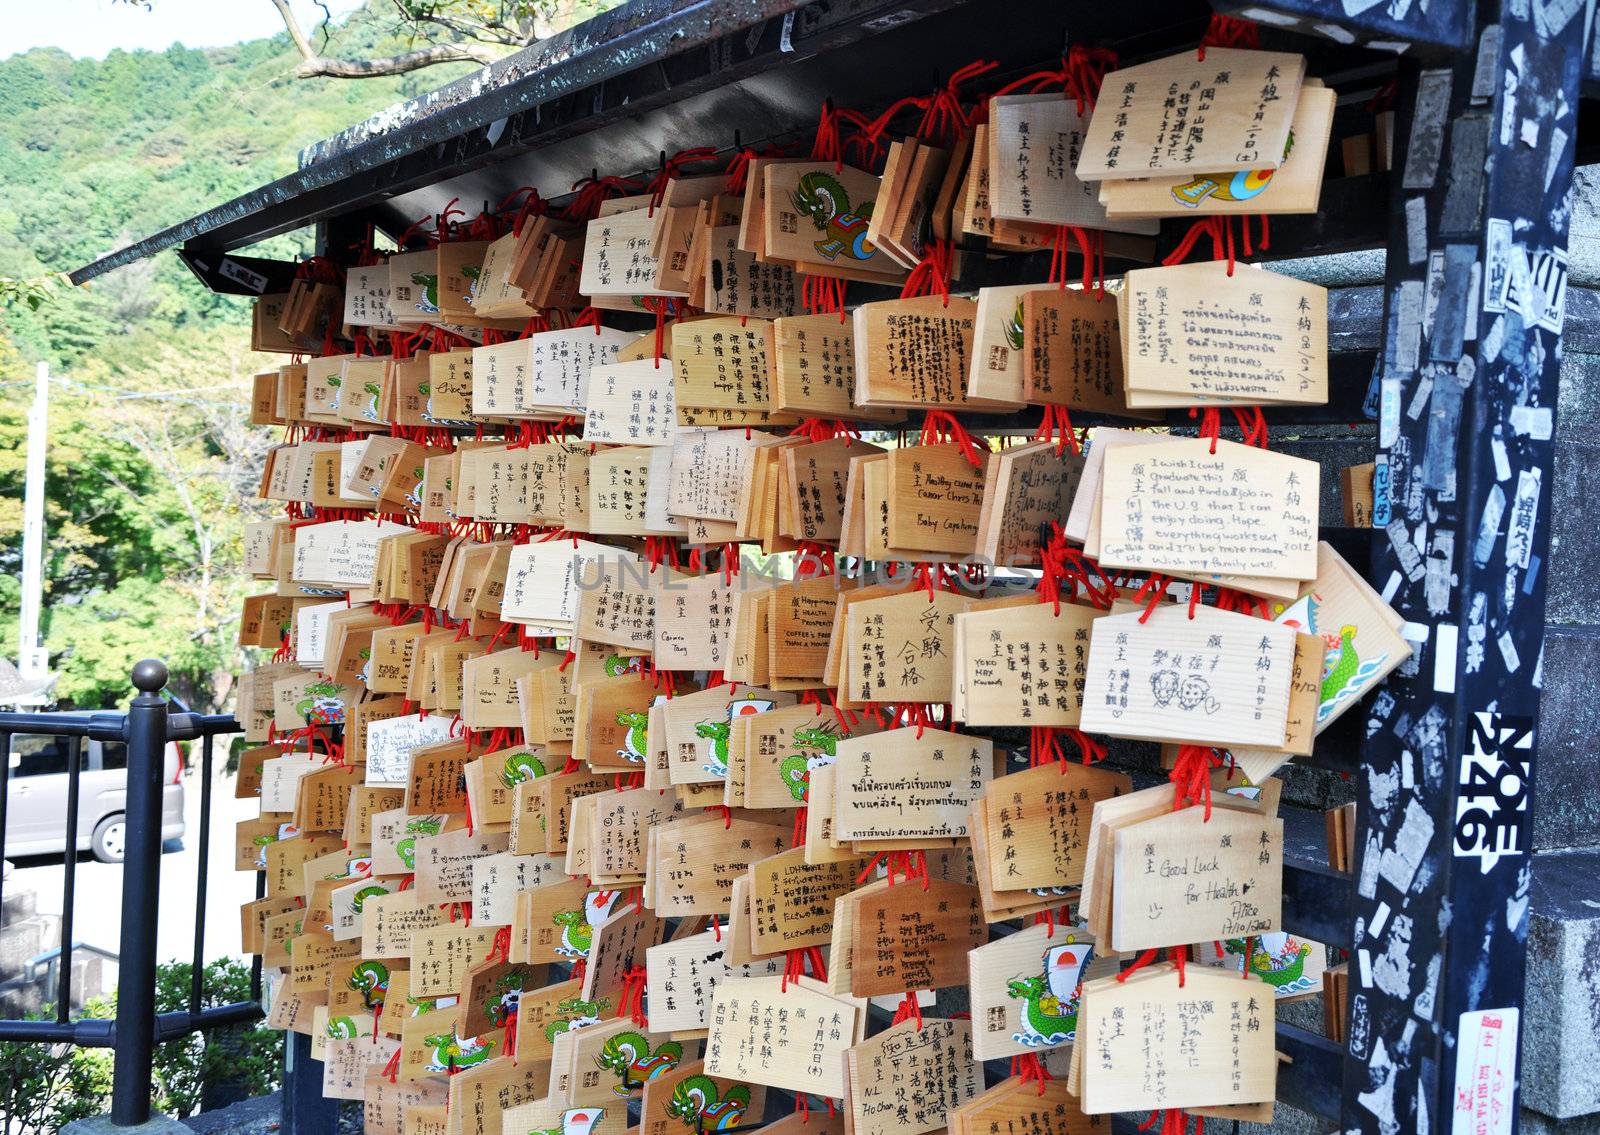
[109,659,169,1126]
[282,1030,339,1135]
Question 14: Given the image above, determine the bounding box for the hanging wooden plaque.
[1075,49,1306,180]
[845,876,985,997]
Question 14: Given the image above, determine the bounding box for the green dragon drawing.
[694,719,732,778]
[461,264,483,306]
[603,655,634,677]
[499,749,548,789]
[1006,941,1093,1047]
[410,272,441,313]
[294,679,345,726]
[396,815,445,870]
[790,171,876,262]
[1004,297,1026,351]
[422,1030,495,1072]
[596,1031,683,1095]
[1220,934,1315,990]
[348,960,390,1010]
[326,1015,361,1039]
[542,996,609,1043]
[349,884,389,915]
[667,1075,752,1130]
[780,724,840,804]
[1273,593,1386,725]
[615,710,649,764]
[489,970,531,1027]
[548,891,620,961]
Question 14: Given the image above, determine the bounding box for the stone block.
[1523,847,1600,1120]
[65,1115,193,1135]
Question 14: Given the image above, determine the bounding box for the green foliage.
[151,959,281,1118]
[0,961,277,1130]
[0,273,71,314]
[0,1002,112,1133]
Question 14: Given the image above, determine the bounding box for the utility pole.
[18,360,48,697]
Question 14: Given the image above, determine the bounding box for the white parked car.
[5,716,184,862]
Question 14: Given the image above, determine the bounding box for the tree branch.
[269,0,501,78]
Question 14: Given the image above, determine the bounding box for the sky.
[3,0,366,60]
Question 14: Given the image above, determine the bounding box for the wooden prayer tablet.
[981,761,1132,892]
[987,93,1158,233]
[1096,437,1320,581]
[1120,260,1328,406]
[670,317,774,422]
[501,1101,624,1135]
[1076,962,1277,1113]
[653,574,738,672]
[1341,461,1377,527]
[831,728,993,843]
[846,1018,983,1135]
[747,847,864,954]
[771,313,902,422]
[845,876,985,997]
[844,588,971,705]
[968,283,1047,405]
[885,443,986,555]
[648,813,790,917]
[292,519,387,589]
[582,359,680,446]
[659,683,797,785]
[581,901,666,1005]
[734,702,875,811]
[508,976,604,1063]
[1108,802,1283,951]
[643,930,779,1034]
[761,162,905,279]
[956,601,1101,727]
[950,1073,1099,1135]
[580,204,689,298]
[1225,631,1326,784]
[704,223,799,317]
[422,349,475,425]
[1195,931,1327,1001]
[445,1055,551,1135]
[1075,48,1307,180]
[854,296,1009,410]
[1080,605,1296,748]
[636,1058,768,1135]
[502,538,638,631]
[1272,540,1412,734]
[704,974,863,1097]
[1100,82,1335,218]
[1018,287,1137,413]
[966,922,1116,1061]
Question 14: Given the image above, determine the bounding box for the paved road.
[7,762,260,991]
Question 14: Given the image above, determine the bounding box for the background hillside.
[0,5,475,708]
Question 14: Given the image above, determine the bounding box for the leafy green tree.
[0,10,470,707]
[256,1,622,79]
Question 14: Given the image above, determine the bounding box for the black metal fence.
[0,659,260,1128]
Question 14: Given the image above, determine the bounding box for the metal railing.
[0,659,261,1127]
